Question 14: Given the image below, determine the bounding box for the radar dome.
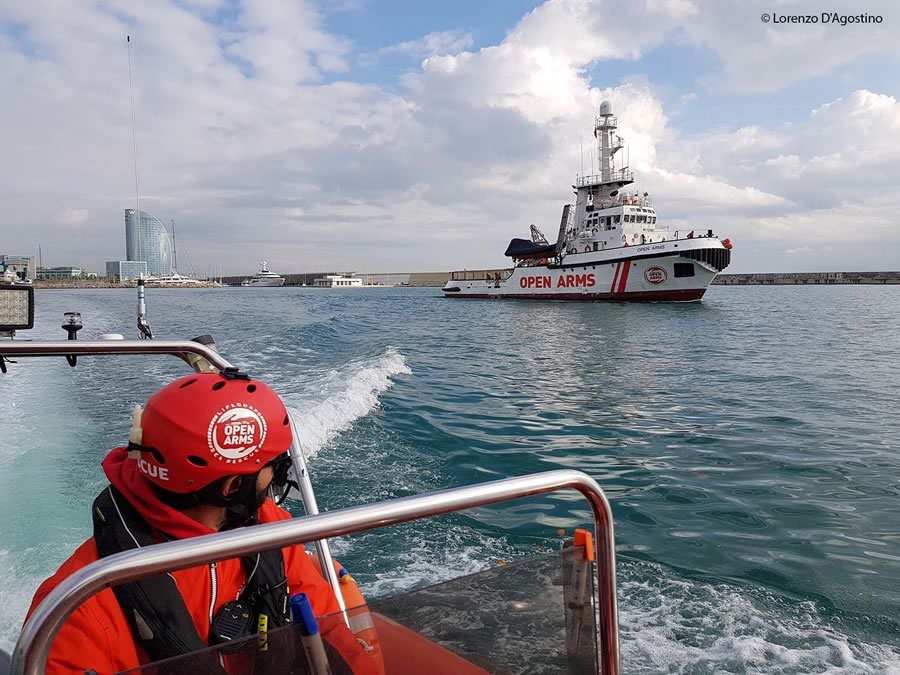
[599,101,613,116]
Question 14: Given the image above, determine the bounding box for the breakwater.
[713,271,900,285]
[221,272,451,287]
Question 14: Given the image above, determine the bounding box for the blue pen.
[290,593,332,675]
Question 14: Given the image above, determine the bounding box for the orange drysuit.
[27,452,375,675]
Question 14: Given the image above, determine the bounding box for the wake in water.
[619,559,900,674]
[285,347,411,458]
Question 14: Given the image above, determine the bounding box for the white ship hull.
[443,239,728,301]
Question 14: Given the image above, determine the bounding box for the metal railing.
[0,339,231,370]
[0,340,347,629]
[575,170,634,187]
[12,470,619,675]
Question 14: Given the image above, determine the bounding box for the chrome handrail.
[0,340,347,628]
[13,469,619,675]
[0,339,232,370]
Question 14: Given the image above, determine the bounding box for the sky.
[1,0,899,275]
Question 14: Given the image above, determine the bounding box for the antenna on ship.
[580,138,584,177]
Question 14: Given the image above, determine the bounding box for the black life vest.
[91,486,293,673]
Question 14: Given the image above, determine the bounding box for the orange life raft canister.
[312,558,386,674]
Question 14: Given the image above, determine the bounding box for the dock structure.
[222,271,454,287]
[713,271,900,285]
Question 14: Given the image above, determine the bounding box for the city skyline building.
[124,209,172,277]
[105,260,148,282]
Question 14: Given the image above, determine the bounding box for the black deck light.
[0,283,34,373]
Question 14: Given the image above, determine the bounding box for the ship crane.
[530,224,550,246]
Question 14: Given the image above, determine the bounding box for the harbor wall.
[713,271,900,285]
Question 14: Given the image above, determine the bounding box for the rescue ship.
[0,278,618,675]
[443,101,732,301]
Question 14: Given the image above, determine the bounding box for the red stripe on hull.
[443,288,707,302]
[609,262,621,293]
[617,261,632,294]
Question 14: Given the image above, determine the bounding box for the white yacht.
[241,261,285,287]
[443,100,732,301]
[0,267,31,286]
[145,272,206,287]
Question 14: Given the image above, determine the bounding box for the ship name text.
[520,274,596,289]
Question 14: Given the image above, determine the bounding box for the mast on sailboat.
[171,219,177,275]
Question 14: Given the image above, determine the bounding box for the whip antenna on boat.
[127,35,143,263]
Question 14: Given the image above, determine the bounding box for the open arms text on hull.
[443,101,732,301]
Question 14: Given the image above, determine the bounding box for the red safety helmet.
[134,370,293,493]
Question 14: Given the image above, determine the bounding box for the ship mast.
[593,101,631,195]
[575,101,634,198]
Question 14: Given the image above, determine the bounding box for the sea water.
[1,285,899,673]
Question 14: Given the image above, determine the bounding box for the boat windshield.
[117,545,598,675]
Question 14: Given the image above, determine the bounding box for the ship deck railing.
[448,269,514,282]
[575,170,634,187]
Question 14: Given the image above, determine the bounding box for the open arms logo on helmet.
[207,403,269,463]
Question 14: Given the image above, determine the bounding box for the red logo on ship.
[644,266,667,285]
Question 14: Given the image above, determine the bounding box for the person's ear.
[221,475,241,499]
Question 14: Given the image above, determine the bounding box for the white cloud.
[378,30,474,58]
[54,209,90,227]
[683,1,899,94]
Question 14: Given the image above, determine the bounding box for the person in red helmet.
[26,369,378,675]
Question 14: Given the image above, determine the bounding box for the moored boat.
[241,261,286,287]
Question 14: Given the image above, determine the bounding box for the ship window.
[674,263,695,278]
[614,215,620,223]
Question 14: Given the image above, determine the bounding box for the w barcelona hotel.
[105,209,173,281]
